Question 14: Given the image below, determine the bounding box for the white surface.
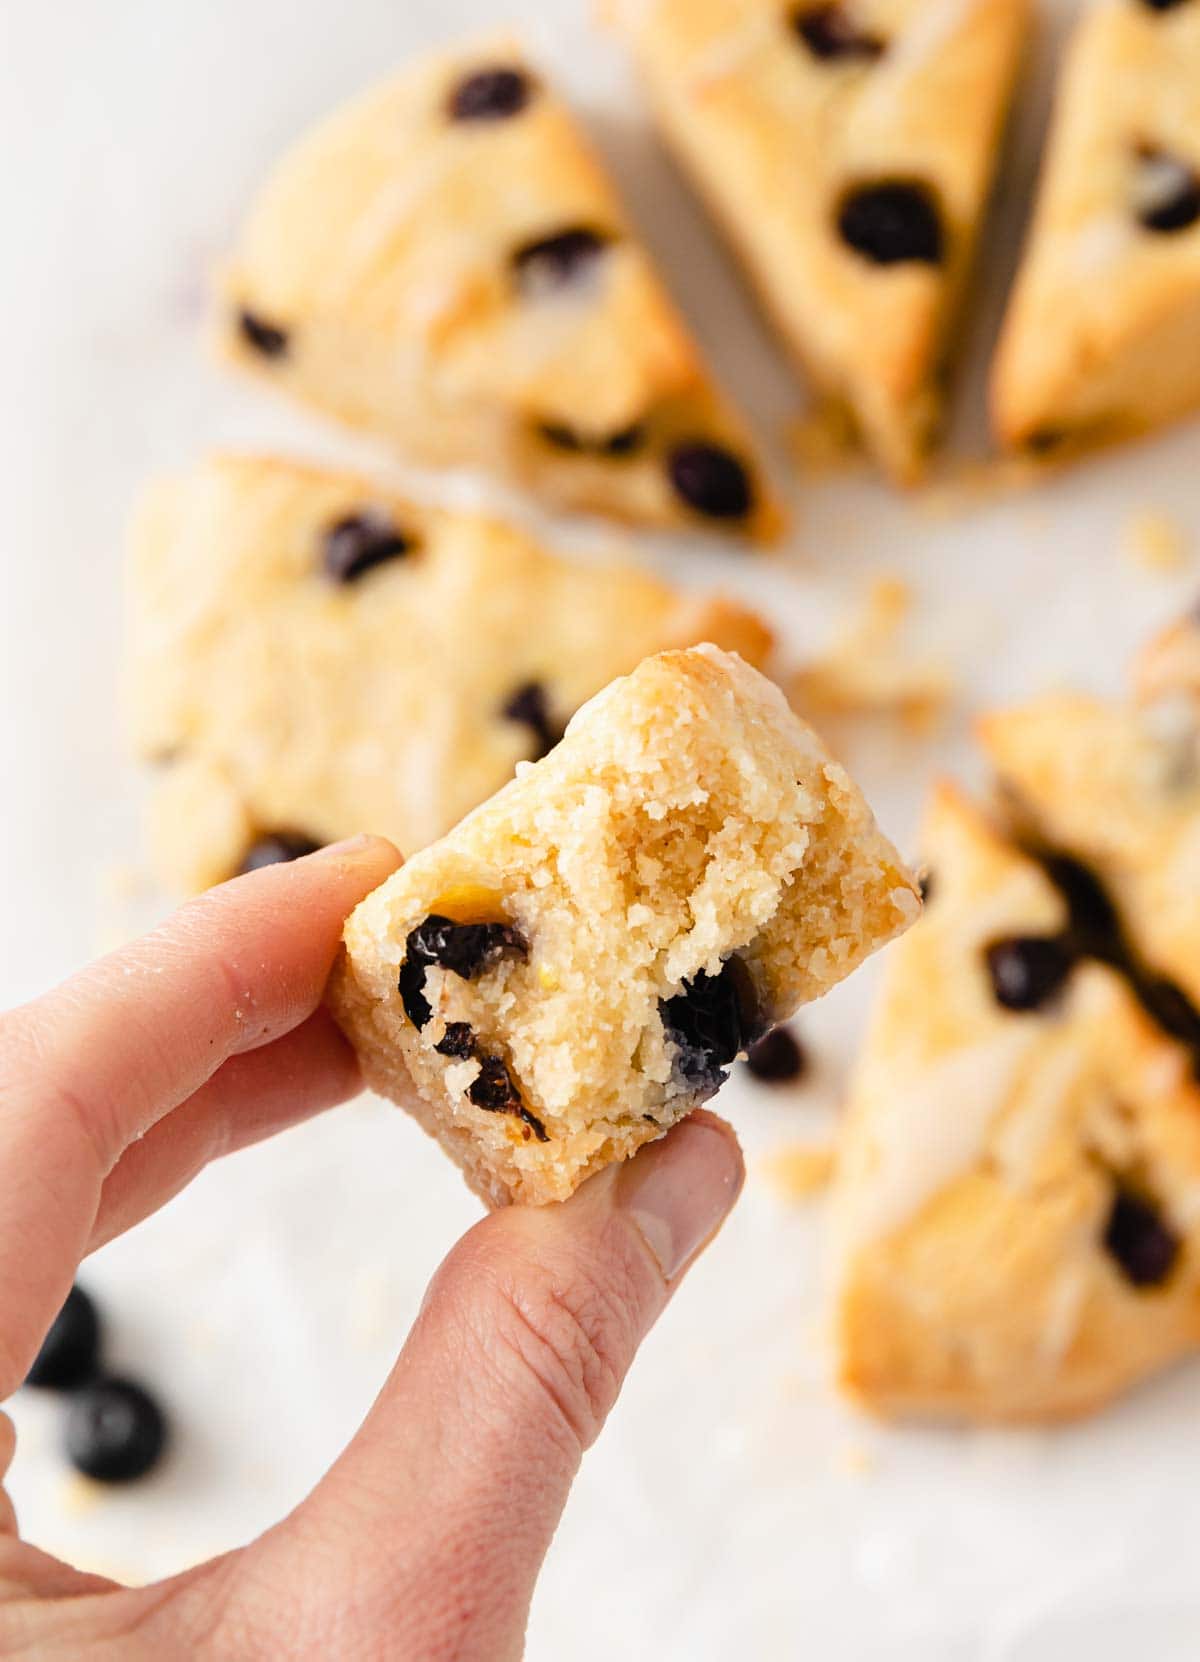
[4,2,1200,1657]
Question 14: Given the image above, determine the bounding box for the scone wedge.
[217,38,778,538]
[331,646,917,1206]
[611,0,1029,482]
[992,0,1200,456]
[125,454,772,892]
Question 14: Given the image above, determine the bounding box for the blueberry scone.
[835,669,1200,1420]
[991,0,1200,457]
[217,39,778,538]
[331,646,918,1207]
[126,455,772,892]
[610,0,1029,483]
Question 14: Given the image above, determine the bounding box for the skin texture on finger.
[0,836,400,1396]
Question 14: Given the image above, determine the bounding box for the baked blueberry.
[237,308,289,358]
[660,957,758,1099]
[447,66,533,122]
[1134,148,1200,234]
[917,869,934,903]
[1102,1186,1180,1288]
[501,680,563,760]
[400,914,528,1031]
[467,1057,549,1141]
[837,181,944,265]
[399,956,433,1031]
[537,420,646,458]
[1040,853,1120,954]
[238,832,322,874]
[667,443,754,521]
[323,513,413,583]
[25,1285,101,1391]
[65,1377,168,1484]
[435,1021,476,1059]
[1139,0,1191,14]
[512,227,611,296]
[744,1025,807,1083]
[792,4,885,61]
[985,936,1075,1011]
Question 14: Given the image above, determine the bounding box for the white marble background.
[3,2,1200,1657]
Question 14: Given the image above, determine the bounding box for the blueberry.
[435,1021,476,1059]
[322,513,413,583]
[917,869,934,903]
[837,181,944,265]
[984,936,1075,1011]
[1139,0,1190,12]
[399,957,433,1031]
[660,958,759,1100]
[65,1377,168,1484]
[512,227,611,296]
[744,1026,807,1084]
[501,680,564,760]
[667,443,754,521]
[237,308,289,358]
[791,4,885,60]
[1134,148,1200,234]
[1102,1186,1180,1288]
[25,1285,101,1391]
[537,420,646,459]
[238,832,322,874]
[447,66,533,122]
[467,1056,549,1142]
[1040,854,1120,953]
[399,915,527,1031]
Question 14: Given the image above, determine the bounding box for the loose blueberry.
[435,1021,476,1059]
[1134,148,1200,234]
[237,308,289,358]
[25,1285,101,1391]
[447,66,533,122]
[323,513,413,583]
[837,181,944,265]
[660,957,759,1100]
[238,833,322,874]
[65,1377,168,1484]
[512,227,611,296]
[667,443,754,521]
[1103,1186,1180,1288]
[501,680,563,761]
[744,1026,807,1084]
[985,936,1075,1011]
[792,3,885,60]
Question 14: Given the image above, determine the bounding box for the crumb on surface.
[1122,509,1189,574]
[790,577,953,733]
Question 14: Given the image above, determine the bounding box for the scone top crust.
[333,646,917,1206]
[125,453,772,892]
[992,0,1200,453]
[217,37,779,537]
[834,780,1200,1423]
[611,0,1029,481]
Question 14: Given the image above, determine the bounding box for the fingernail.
[615,1115,745,1283]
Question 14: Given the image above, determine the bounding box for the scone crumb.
[761,1142,836,1200]
[834,1441,876,1478]
[791,578,953,733]
[1122,509,1189,574]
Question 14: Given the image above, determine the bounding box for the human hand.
[0,836,744,1660]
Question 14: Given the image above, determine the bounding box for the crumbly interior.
[332,645,916,1205]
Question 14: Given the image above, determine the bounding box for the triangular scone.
[331,646,918,1206]
[992,0,1200,455]
[125,455,772,892]
[611,0,1029,482]
[834,781,1200,1422]
[217,40,778,539]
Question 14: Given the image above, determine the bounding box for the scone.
[331,646,918,1207]
[125,454,772,892]
[991,0,1200,456]
[217,38,778,538]
[610,0,1029,482]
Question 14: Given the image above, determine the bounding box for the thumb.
[243,1113,743,1661]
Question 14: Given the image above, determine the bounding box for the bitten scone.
[834,658,1200,1422]
[331,646,918,1207]
[610,0,1029,483]
[125,455,772,892]
[991,0,1200,456]
[217,38,778,538]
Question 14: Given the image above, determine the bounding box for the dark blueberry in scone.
[1102,1185,1180,1288]
[791,4,885,61]
[65,1377,168,1483]
[322,513,413,583]
[744,1025,808,1083]
[837,181,944,265]
[1039,854,1120,954]
[435,1021,476,1059]
[667,443,754,521]
[237,308,289,358]
[537,420,647,458]
[400,915,528,1031]
[501,681,564,760]
[1135,974,1200,1055]
[239,832,323,874]
[1134,148,1200,234]
[467,1056,549,1141]
[917,869,935,903]
[660,957,759,1099]
[1139,0,1191,14]
[512,227,612,295]
[447,66,534,122]
[985,936,1075,1011]
[25,1285,101,1391]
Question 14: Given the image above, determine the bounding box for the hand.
[0,836,744,1660]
